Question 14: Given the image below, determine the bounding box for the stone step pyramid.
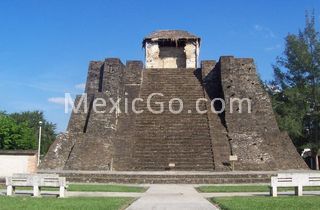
[40,56,307,172]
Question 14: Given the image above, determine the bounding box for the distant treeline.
[0,111,56,155]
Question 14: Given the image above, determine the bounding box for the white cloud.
[75,83,86,90]
[254,24,276,38]
[254,24,263,31]
[48,97,69,106]
[265,44,281,51]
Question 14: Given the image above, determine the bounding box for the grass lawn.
[211,196,320,210]
[0,196,134,210]
[197,185,320,192]
[0,184,147,193]
[68,184,146,192]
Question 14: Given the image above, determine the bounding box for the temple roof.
[143,30,200,47]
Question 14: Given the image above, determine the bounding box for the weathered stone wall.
[185,43,198,68]
[145,41,198,68]
[145,42,160,68]
[201,60,232,171]
[40,132,75,170]
[63,59,127,170]
[85,61,104,94]
[159,47,186,68]
[67,94,94,133]
[0,150,37,177]
[101,58,125,96]
[215,56,307,170]
[41,58,143,171]
[113,61,143,170]
[124,61,143,84]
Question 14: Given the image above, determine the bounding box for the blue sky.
[0,0,319,132]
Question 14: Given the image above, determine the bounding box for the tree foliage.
[270,11,320,153]
[0,115,34,149]
[0,111,56,154]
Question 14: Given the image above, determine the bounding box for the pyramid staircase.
[131,68,215,170]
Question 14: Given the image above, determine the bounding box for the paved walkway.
[2,189,320,198]
[125,185,218,210]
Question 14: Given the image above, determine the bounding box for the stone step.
[132,164,214,169]
[130,67,214,170]
[133,152,213,156]
[132,161,214,165]
[133,145,213,148]
[133,145,212,149]
[132,166,214,170]
[40,171,274,184]
[133,146,212,151]
[132,154,213,158]
[132,136,211,140]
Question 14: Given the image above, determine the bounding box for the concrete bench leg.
[59,186,65,198]
[271,186,277,197]
[33,186,40,197]
[295,186,303,196]
[7,185,13,196]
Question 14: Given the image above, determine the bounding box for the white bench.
[6,174,67,197]
[270,173,320,197]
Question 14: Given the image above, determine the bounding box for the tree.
[0,111,56,155]
[9,111,57,155]
[0,115,35,149]
[271,11,320,168]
